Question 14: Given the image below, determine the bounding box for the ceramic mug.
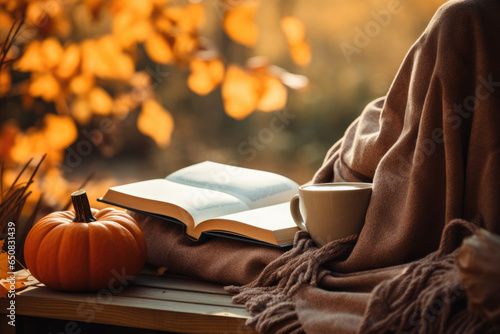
[290,182,372,247]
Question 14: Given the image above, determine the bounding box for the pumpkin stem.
[71,189,96,223]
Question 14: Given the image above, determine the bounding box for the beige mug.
[290,182,372,247]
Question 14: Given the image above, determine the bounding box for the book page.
[104,179,250,225]
[166,161,299,209]
[213,202,296,231]
[200,202,299,245]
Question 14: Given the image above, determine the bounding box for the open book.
[99,161,300,247]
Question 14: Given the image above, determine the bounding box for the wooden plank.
[132,274,233,295]
[0,269,254,333]
[17,285,248,316]
[117,286,245,309]
[0,285,256,334]
[140,266,222,283]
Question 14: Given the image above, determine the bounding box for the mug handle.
[290,194,307,231]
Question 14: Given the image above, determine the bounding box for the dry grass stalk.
[0,155,46,234]
[0,17,23,71]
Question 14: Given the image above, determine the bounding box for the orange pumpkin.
[24,189,147,291]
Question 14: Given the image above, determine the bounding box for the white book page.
[166,161,299,209]
[108,179,249,225]
[212,202,296,232]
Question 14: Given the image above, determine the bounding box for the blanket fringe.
[359,219,496,334]
[226,231,359,333]
[234,231,358,292]
[226,284,304,333]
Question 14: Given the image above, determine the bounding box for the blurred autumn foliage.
[0,0,310,211]
[0,0,448,217]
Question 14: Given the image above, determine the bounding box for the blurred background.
[0,0,448,216]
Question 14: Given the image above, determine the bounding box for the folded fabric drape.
[313,0,500,272]
[129,210,284,285]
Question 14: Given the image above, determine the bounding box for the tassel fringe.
[359,219,495,334]
[226,231,359,333]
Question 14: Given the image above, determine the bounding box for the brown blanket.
[311,0,500,273]
[128,211,283,285]
[227,220,496,334]
[133,0,500,332]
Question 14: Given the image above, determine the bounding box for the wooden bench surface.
[0,268,256,334]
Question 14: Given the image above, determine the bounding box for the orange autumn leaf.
[0,121,20,160]
[188,57,224,95]
[281,16,311,66]
[163,4,204,33]
[223,1,259,47]
[56,43,81,79]
[156,267,168,276]
[40,37,64,70]
[129,71,153,88]
[88,87,113,115]
[153,15,173,34]
[173,33,197,64]
[208,60,225,82]
[0,242,29,298]
[81,36,134,80]
[70,74,95,95]
[0,268,31,298]
[185,3,205,29]
[222,60,302,117]
[256,75,287,112]
[14,41,45,73]
[113,12,152,48]
[71,97,93,125]
[222,65,261,119]
[289,41,311,66]
[10,129,47,164]
[163,6,183,23]
[43,114,78,150]
[137,99,174,147]
[175,3,205,33]
[281,16,306,45]
[144,32,174,64]
[97,36,135,79]
[0,279,28,298]
[0,11,14,31]
[80,39,102,75]
[28,73,61,102]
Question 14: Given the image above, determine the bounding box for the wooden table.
[0,267,256,334]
